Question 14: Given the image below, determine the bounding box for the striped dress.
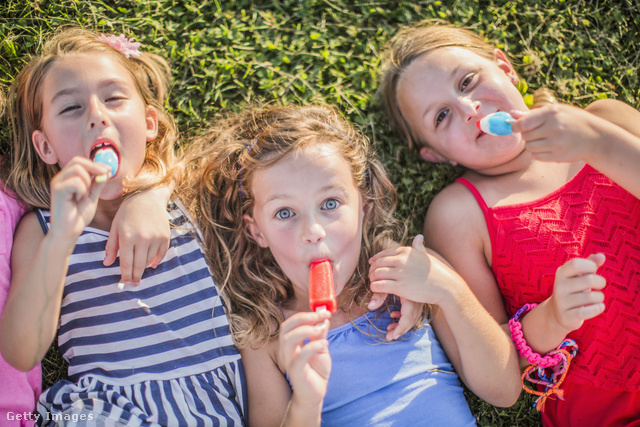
[35,201,246,426]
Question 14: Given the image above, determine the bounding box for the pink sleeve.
[0,190,41,426]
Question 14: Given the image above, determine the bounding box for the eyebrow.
[50,78,130,104]
[263,183,347,205]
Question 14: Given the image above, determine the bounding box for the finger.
[369,246,404,265]
[150,238,170,268]
[104,231,119,267]
[369,279,397,296]
[387,312,413,341]
[281,311,331,334]
[369,266,398,283]
[288,339,330,378]
[118,243,134,287]
[88,175,108,201]
[558,257,601,278]
[131,244,149,285]
[509,108,545,134]
[389,310,401,319]
[587,253,606,268]
[411,235,428,254]
[574,302,606,320]
[565,286,606,308]
[367,292,388,310]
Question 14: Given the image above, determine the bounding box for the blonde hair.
[6,26,177,208]
[379,20,555,150]
[182,104,417,348]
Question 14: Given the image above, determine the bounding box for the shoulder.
[586,98,640,136]
[424,180,486,242]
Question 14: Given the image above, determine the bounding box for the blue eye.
[275,208,294,220]
[322,199,339,210]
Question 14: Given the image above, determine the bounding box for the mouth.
[90,141,121,178]
[309,258,331,268]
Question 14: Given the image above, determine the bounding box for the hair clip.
[96,34,141,59]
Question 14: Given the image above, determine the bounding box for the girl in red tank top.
[378,20,640,427]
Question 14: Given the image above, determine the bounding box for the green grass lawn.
[2,0,639,424]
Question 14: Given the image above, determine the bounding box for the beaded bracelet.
[509,303,579,411]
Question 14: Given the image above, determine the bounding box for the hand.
[278,311,332,408]
[511,103,612,163]
[549,253,607,333]
[369,235,463,307]
[49,157,109,240]
[104,186,172,286]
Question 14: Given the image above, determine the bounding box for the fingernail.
[95,174,108,183]
[117,280,125,290]
[368,257,373,265]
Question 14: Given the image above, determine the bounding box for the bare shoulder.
[424,180,486,246]
[240,339,291,427]
[586,98,640,136]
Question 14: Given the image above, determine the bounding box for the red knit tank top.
[457,164,640,391]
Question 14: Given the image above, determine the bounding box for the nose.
[458,97,480,123]
[303,215,326,244]
[88,97,108,129]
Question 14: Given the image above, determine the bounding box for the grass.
[1,0,639,424]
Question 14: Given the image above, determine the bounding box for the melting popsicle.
[309,260,337,313]
[477,111,514,136]
[91,146,119,181]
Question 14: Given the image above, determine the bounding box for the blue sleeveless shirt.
[321,309,475,426]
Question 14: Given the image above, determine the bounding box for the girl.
[379,20,640,426]
[0,28,245,425]
[184,104,521,426]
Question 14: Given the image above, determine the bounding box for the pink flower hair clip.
[96,34,141,59]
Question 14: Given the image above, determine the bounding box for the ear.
[32,130,59,165]
[494,49,518,84]
[243,214,269,248]
[419,146,444,163]
[145,106,159,142]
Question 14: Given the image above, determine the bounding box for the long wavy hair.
[5,26,177,208]
[378,19,556,151]
[181,104,420,349]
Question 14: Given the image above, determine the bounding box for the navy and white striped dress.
[36,201,246,426]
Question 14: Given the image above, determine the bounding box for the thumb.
[88,175,108,201]
[587,253,606,269]
[411,235,428,253]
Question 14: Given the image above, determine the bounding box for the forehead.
[252,143,356,193]
[399,47,490,90]
[42,53,134,96]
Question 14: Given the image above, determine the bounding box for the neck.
[89,197,124,231]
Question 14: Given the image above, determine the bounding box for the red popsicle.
[309,260,337,313]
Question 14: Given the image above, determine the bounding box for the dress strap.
[455,177,497,269]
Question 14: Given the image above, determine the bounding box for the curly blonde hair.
[5,26,177,208]
[182,104,419,349]
[378,19,555,151]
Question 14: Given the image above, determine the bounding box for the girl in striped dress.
[0,28,245,426]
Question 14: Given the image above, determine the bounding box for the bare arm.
[0,213,73,370]
[243,310,331,427]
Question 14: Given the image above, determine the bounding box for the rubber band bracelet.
[508,303,564,368]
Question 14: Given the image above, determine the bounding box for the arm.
[243,311,331,427]
[0,158,108,370]
[512,101,640,199]
[369,231,521,407]
[105,183,174,286]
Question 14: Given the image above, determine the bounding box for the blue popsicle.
[92,147,119,178]
[477,112,514,136]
